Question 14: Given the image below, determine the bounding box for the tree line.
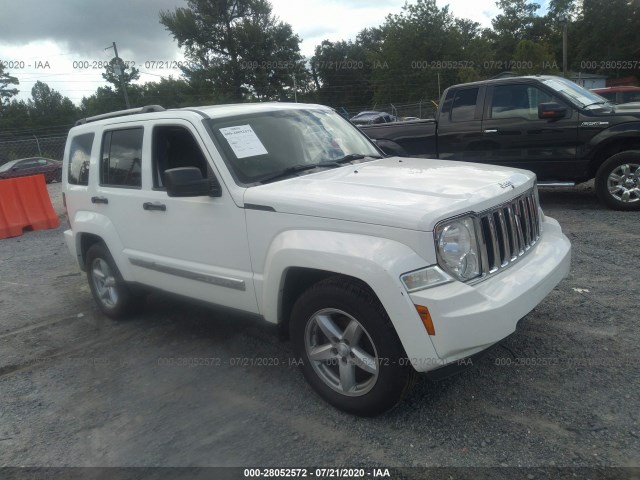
[1,0,638,138]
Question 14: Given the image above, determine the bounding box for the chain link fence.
[0,101,438,167]
[338,100,438,121]
[0,136,67,168]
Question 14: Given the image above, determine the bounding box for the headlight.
[435,216,481,282]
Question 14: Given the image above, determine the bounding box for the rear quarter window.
[68,133,94,185]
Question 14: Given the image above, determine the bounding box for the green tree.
[0,63,20,109]
[512,40,558,74]
[80,86,127,117]
[489,0,544,62]
[139,77,202,107]
[27,81,78,128]
[369,0,482,105]
[0,99,30,134]
[310,39,375,109]
[159,0,305,102]
[572,0,640,78]
[103,58,141,91]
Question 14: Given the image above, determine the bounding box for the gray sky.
[0,0,507,104]
[0,0,186,60]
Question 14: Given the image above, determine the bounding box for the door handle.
[143,202,166,212]
[483,129,498,134]
[91,196,109,204]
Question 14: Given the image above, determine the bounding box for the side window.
[491,85,559,120]
[152,126,208,188]
[450,88,479,122]
[100,128,143,188]
[440,90,455,116]
[16,160,38,170]
[68,133,94,186]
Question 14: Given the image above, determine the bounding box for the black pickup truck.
[359,75,640,210]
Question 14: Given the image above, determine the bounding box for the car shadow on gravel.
[135,291,283,347]
[538,184,603,210]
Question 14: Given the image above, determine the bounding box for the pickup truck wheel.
[85,243,137,319]
[290,277,415,416]
[595,151,640,210]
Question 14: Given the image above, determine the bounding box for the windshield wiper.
[258,154,384,184]
[584,101,608,108]
[257,163,323,184]
[317,153,382,167]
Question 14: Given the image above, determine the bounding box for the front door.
[478,83,579,181]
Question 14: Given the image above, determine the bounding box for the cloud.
[270,0,406,57]
[1,0,505,104]
[0,0,187,61]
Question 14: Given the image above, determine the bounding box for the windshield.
[542,77,608,108]
[0,160,19,172]
[207,107,381,184]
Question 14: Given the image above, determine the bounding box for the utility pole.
[560,16,568,78]
[293,74,298,103]
[106,42,131,108]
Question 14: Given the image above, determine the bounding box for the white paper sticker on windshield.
[219,125,268,159]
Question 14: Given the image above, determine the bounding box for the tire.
[85,243,138,319]
[595,151,640,211]
[290,276,416,416]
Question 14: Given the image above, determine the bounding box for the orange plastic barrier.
[0,174,60,240]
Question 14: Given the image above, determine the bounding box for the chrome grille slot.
[475,189,541,281]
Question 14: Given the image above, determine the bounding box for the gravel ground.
[0,182,638,475]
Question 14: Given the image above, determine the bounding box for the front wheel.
[595,151,640,210]
[290,277,415,416]
[85,243,138,318]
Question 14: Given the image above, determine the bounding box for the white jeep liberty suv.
[62,103,571,416]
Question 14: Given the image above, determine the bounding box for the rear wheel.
[595,151,640,210]
[86,243,138,318]
[290,276,415,416]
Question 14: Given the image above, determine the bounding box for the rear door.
[436,86,485,161]
[478,82,579,180]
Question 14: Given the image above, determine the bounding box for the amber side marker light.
[415,305,435,335]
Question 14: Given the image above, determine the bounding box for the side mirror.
[538,102,567,120]
[164,167,212,197]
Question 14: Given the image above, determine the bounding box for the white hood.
[243,157,536,231]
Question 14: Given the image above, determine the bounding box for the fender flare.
[586,124,640,172]
[260,230,438,361]
[72,210,131,280]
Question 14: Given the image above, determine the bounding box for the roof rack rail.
[74,105,166,126]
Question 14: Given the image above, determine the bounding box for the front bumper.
[409,215,571,369]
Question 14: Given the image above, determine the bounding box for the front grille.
[475,189,541,279]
